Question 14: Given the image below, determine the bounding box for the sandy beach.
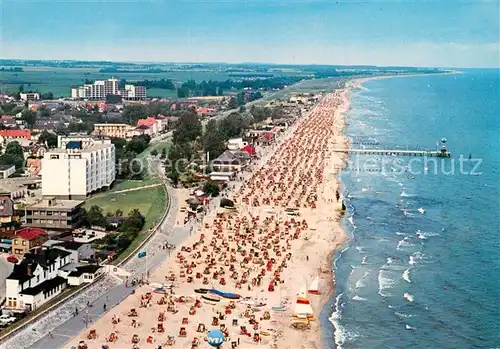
[66,87,351,349]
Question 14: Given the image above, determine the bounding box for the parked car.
[0,314,16,326]
[6,255,18,263]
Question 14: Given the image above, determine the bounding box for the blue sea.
[321,70,500,349]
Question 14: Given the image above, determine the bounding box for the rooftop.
[8,261,39,282]
[15,227,48,241]
[68,264,102,277]
[0,164,15,171]
[28,198,84,211]
[20,276,66,296]
[24,247,71,268]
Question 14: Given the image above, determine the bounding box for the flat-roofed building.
[93,123,131,139]
[41,135,115,199]
[19,93,40,101]
[25,197,84,230]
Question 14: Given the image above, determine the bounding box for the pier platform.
[333,148,451,158]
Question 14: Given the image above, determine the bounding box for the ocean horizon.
[322,70,500,349]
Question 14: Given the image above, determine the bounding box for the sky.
[0,0,499,68]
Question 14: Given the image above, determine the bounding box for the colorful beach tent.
[294,285,315,320]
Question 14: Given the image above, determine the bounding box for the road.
[0,81,308,349]
[0,255,14,304]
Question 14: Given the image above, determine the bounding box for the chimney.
[27,263,32,276]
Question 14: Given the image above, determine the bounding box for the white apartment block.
[123,84,147,99]
[41,135,115,200]
[71,78,145,100]
[19,93,40,101]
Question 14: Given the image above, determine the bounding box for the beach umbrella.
[207,329,225,347]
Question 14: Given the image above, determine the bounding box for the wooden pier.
[332,148,451,158]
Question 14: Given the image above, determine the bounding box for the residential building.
[0,165,15,179]
[11,228,49,259]
[123,84,147,100]
[43,240,96,263]
[71,78,145,100]
[0,129,31,140]
[65,264,103,286]
[19,93,40,101]
[211,150,250,173]
[0,196,20,237]
[93,123,132,139]
[5,247,71,312]
[0,115,17,128]
[227,138,248,151]
[131,124,153,137]
[25,197,84,230]
[41,135,115,199]
[137,116,160,134]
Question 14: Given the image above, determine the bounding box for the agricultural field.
[0,66,308,98]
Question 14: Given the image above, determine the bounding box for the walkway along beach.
[66,87,352,349]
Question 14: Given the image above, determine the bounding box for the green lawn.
[110,186,168,265]
[84,186,166,229]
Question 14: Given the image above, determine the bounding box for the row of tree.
[83,205,146,234]
[111,134,151,180]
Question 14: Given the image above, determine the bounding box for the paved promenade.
[1,183,183,349]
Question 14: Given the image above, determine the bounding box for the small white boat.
[418,208,425,214]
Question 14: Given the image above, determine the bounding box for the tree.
[177,87,189,98]
[118,209,145,233]
[227,97,238,110]
[40,92,54,100]
[38,105,51,117]
[203,119,226,160]
[271,106,286,120]
[122,104,149,125]
[236,92,245,106]
[54,123,69,136]
[5,141,24,158]
[37,130,58,148]
[126,135,150,155]
[203,180,220,197]
[150,149,159,157]
[160,148,167,159]
[87,205,106,227]
[0,141,24,170]
[167,169,180,186]
[0,153,23,169]
[218,112,247,139]
[115,209,124,217]
[172,110,202,145]
[21,110,37,129]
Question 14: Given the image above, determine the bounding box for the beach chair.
[87,329,97,339]
[179,327,187,337]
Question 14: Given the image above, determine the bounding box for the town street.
[0,255,14,304]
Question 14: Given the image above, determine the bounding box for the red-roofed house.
[137,116,161,135]
[0,129,31,140]
[12,228,49,259]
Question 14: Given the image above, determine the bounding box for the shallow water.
[322,70,500,349]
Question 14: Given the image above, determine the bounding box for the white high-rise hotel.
[71,78,146,100]
[41,135,116,200]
